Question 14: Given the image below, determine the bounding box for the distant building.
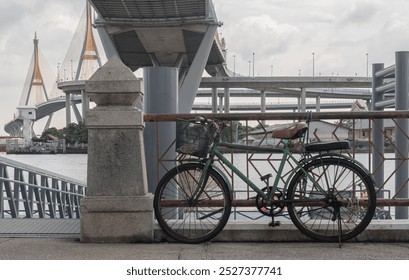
[307,121,349,142]
[0,136,24,153]
[353,119,395,141]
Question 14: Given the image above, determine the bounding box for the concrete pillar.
[316,96,321,112]
[212,88,218,113]
[224,88,230,113]
[96,25,119,60]
[179,25,217,112]
[261,90,266,125]
[219,96,224,113]
[143,67,178,193]
[81,89,89,121]
[300,87,307,112]
[81,56,153,242]
[72,99,82,123]
[65,93,71,125]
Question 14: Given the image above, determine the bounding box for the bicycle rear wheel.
[287,157,376,242]
[154,163,231,243]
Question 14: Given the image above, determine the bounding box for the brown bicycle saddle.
[271,122,308,139]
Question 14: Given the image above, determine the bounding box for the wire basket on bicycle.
[175,119,217,158]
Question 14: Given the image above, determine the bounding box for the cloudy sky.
[1,0,409,134]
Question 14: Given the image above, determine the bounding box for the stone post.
[80,56,153,242]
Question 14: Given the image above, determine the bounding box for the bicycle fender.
[307,153,373,177]
[211,165,232,193]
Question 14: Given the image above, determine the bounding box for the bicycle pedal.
[268,221,281,227]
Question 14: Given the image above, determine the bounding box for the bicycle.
[153,117,376,244]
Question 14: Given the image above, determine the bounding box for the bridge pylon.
[58,0,102,126]
[14,32,51,139]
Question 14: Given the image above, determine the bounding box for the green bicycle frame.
[196,139,331,204]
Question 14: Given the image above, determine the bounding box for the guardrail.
[0,156,86,218]
[145,110,409,220]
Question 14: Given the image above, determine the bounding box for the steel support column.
[395,52,409,219]
[372,63,385,200]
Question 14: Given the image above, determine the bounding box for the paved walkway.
[0,237,408,260]
[0,219,409,260]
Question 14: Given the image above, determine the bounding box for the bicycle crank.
[256,187,285,216]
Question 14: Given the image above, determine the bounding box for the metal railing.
[0,156,86,219]
[371,52,409,218]
[145,110,409,221]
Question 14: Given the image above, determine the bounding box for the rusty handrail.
[144,110,409,122]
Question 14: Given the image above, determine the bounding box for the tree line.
[34,122,88,144]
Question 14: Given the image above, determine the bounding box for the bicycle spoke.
[287,157,376,242]
[154,163,231,243]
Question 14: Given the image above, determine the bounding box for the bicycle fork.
[187,162,225,220]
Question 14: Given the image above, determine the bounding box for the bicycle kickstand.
[333,206,343,249]
[269,215,280,227]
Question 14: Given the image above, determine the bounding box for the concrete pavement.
[0,237,408,260]
[1,219,409,260]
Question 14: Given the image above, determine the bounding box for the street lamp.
[366,53,369,77]
[270,65,273,77]
[312,52,315,77]
[252,53,255,77]
[248,60,251,77]
[233,55,236,77]
[70,60,74,80]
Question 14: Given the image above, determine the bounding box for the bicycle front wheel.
[154,163,231,243]
[287,157,376,242]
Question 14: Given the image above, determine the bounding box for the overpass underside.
[91,0,225,109]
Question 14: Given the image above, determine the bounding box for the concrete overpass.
[198,76,372,113]
[200,76,372,89]
[91,0,228,112]
[192,101,357,111]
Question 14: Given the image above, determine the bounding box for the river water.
[0,152,396,195]
[0,153,88,183]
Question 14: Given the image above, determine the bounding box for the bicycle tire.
[154,163,231,243]
[286,157,376,242]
